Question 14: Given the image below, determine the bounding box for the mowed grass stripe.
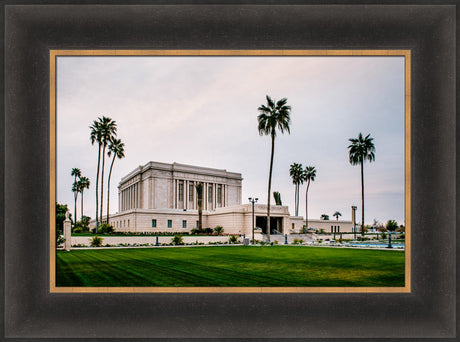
[56,246,405,287]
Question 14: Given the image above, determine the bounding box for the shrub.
[213,226,224,235]
[57,235,65,247]
[171,235,184,245]
[319,228,325,234]
[90,236,103,247]
[300,226,308,234]
[229,235,239,244]
[73,227,82,234]
[203,227,213,235]
[190,228,200,235]
[381,233,387,239]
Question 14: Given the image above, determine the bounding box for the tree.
[386,219,399,232]
[90,116,117,232]
[303,166,316,228]
[348,133,375,236]
[98,117,117,226]
[70,168,81,225]
[257,95,291,241]
[77,176,90,221]
[289,162,303,216]
[320,214,329,220]
[195,182,203,232]
[106,137,125,224]
[273,191,282,205]
[333,211,342,220]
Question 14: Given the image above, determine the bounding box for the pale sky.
[57,56,405,225]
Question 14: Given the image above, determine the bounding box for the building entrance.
[256,216,283,234]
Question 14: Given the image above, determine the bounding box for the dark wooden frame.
[2,2,456,340]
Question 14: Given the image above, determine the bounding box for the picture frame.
[3,2,456,340]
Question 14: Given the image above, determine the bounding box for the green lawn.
[56,246,405,287]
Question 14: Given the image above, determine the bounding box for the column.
[204,183,207,210]
[175,179,178,209]
[185,180,188,210]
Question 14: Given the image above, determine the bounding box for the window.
[178,182,184,201]
[128,220,130,227]
[337,226,340,233]
[196,221,199,228]
[167,220,172,228]
[208,185,213,202]
[189,184,194,201]
[152,219,157,228]
[182,220,187,228]
[331,225,333,233]
[217,185,222,204]
[291,223,295,229]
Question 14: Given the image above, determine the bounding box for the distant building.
[94,161,355,235]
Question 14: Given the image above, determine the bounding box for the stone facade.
[118,161,242,212]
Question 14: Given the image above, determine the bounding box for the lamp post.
[248,197,258,244]
[352,205,357,240]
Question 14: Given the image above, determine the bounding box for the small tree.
[214,226,224,235]
[386,219,399,232]
[320,214,329,220]
[273,191,282,205]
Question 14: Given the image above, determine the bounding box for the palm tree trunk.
[81,189,84,221]
[361,160,365,236]
[305,180,310,229]
[106,155,116,225]
[266,134,275,241]
[100,145,106,225]
[74,192,77,225]
[295,183,299,216]
[95,145,101,231]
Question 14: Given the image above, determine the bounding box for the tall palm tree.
[195,182,203,232]
[98,117,117,225]
[90,116,117,231]
[303,166,316,229]
[258,95,291,241]
[348,133,375,236]
[289,162,303,216]
[106,137,125,224]
[333,211,342,221]
[71,181,79,225]
[90,120,102,228]
[78,176,90,221]
[70,168,81,225]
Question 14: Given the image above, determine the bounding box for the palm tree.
[333,211,342,220]
[78,176,90,221]
[90,116,117,231]
[70,168,81,225]
[195,182,203,232]
[257,95,291,241]
[71,181,79,225]
[289,162,303,216]
[303,166,316,229]
[348,133,375,236]
[98,117,117,225]
[106,137,125,224]
[320,214,329,220]
[273,191,282,206]
[90,120,102,228]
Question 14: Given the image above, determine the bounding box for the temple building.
[94,161,355,236]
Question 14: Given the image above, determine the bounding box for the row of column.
[120,182,139,211]
[173,180,226,210]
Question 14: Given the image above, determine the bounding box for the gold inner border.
[49,49,411,293]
